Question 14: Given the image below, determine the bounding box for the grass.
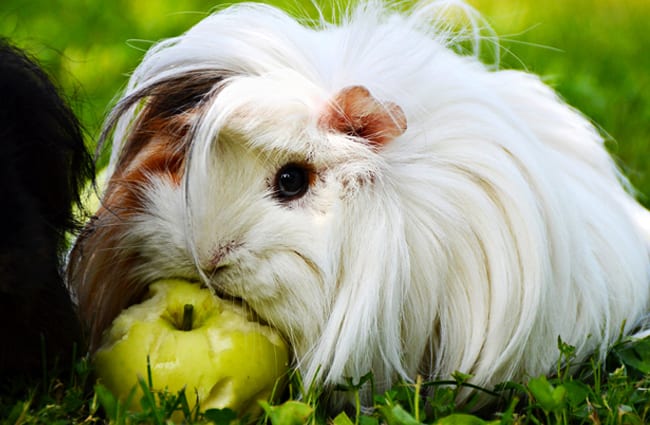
[3,335,650,424]
[2,0,649,423]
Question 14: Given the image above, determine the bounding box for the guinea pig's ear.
[319,85,407,147]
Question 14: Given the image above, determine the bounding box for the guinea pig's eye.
[274,163,310,201]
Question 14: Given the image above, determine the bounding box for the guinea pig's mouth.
[203,280,272,328]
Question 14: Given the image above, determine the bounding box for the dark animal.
[0,40,93,387]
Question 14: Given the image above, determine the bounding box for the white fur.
[101,1,650,405]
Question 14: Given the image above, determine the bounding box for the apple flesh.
[93,279,290,418]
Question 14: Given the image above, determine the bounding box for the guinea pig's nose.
[205,241,241,272]
[200,257,229,279]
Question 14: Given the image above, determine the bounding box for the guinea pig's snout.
[205,240,242,273]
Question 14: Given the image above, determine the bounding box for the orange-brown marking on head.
[319,85,407,147]
[69,72,224,349]
[101,70,225,213]
[99,113,191,219]
[69,112,193,350]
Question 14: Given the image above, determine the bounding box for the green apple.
[93,279,290,418]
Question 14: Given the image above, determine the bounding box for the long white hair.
[68,0,650,406]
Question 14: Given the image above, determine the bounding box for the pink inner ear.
[319,85,407,147]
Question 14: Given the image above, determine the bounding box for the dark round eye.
[274,164,310,200]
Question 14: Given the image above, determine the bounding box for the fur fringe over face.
[68,0,650,406]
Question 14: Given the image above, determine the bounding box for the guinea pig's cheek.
[219,262,284,304]
[203,257,265,300]
[242,266,281,300]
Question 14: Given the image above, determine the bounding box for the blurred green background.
[2,0,649,204]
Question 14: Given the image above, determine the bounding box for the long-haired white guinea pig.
[68,0,650,407]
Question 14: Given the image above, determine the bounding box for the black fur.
[0,40,93,385]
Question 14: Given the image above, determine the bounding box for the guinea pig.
[67,0,650,407]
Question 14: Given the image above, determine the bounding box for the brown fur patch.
[67,215,145,349]
[68,72,224,348]
[68,115,191,349]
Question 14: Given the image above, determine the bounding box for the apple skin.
[93,279,290,418]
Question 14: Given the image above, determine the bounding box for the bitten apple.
[93,279,290,417]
